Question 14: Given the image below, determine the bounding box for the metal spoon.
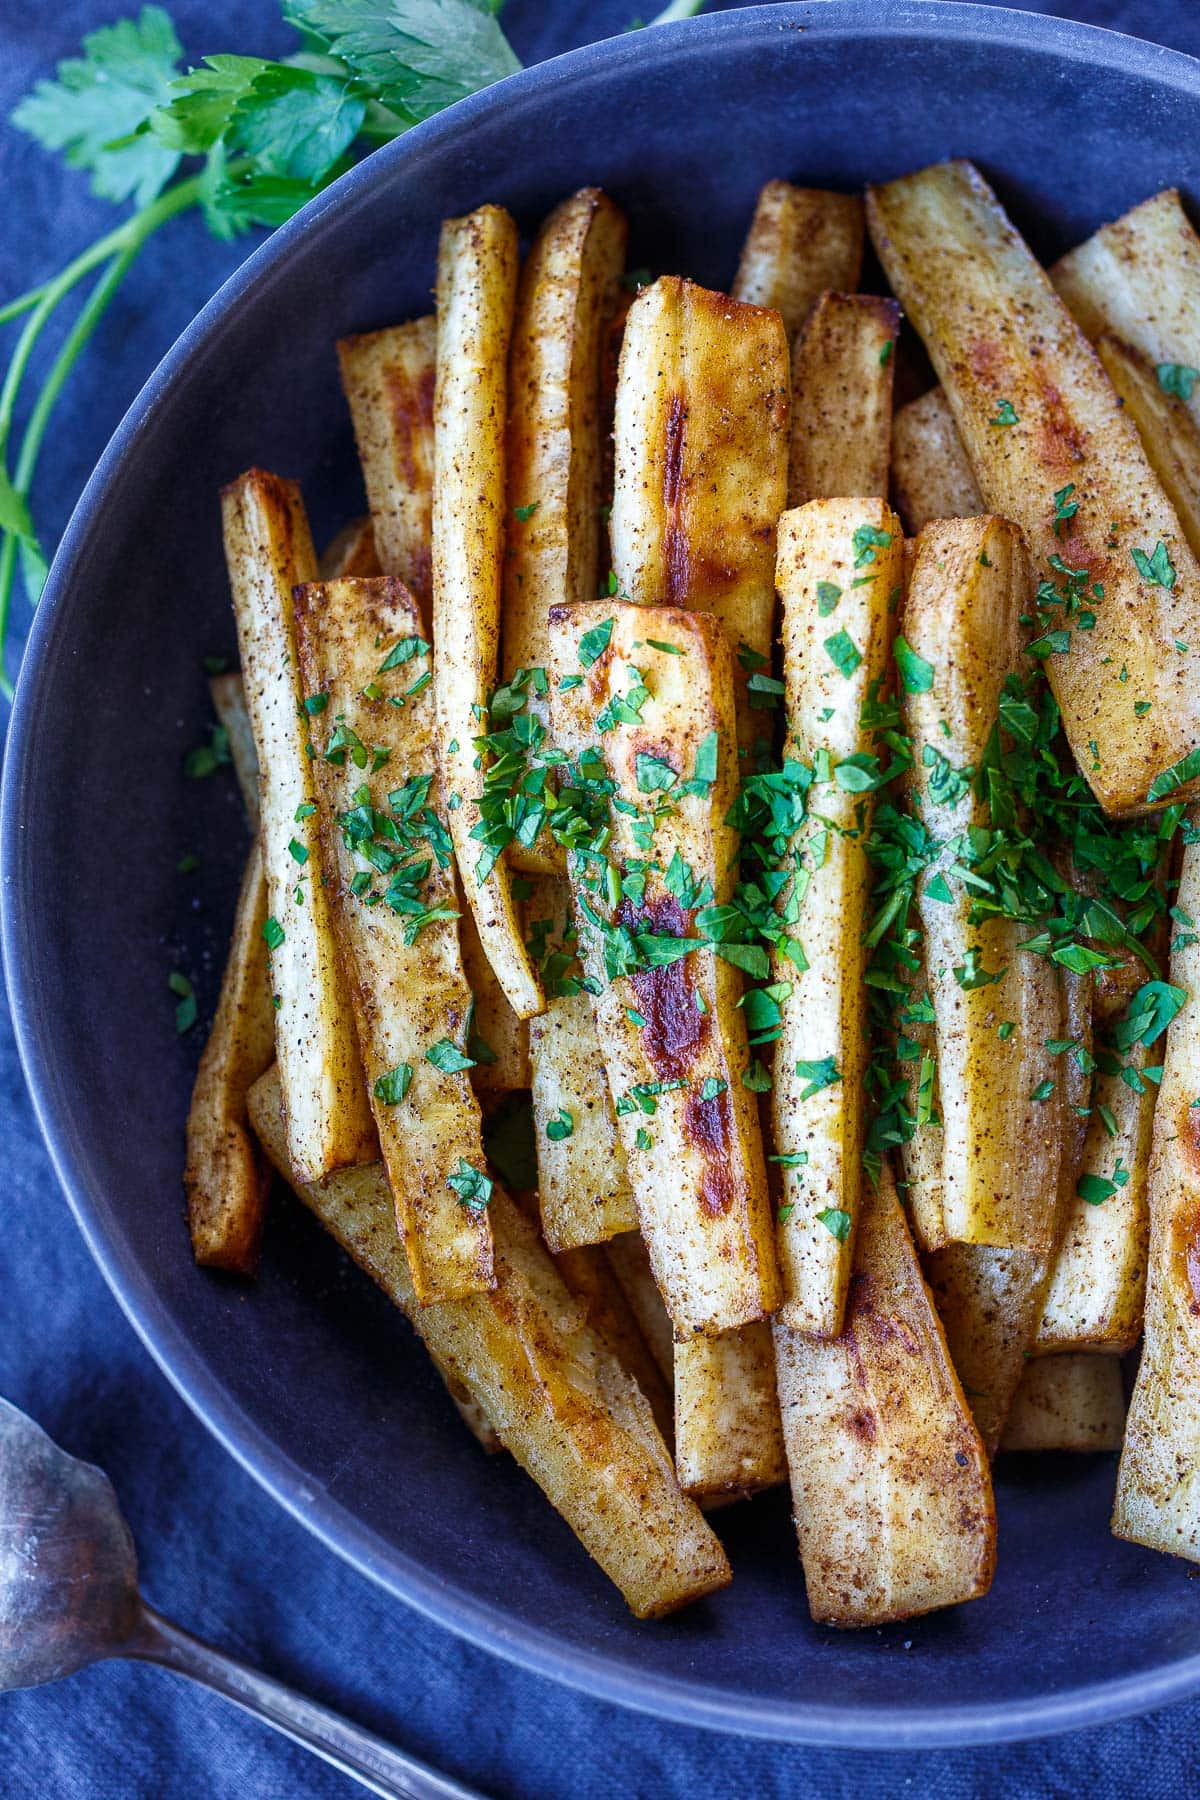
[0,1397,482,1799]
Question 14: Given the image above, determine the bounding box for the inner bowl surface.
[6,1,1200,1747]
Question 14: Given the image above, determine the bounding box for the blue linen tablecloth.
[2,3,1199,1794]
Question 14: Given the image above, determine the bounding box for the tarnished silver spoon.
[0,1397,482,1799]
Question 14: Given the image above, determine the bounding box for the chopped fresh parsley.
[1157,362,1199,402]
[1132,540,1177,590]
[823,629,862,678]
[168,969,196,1034]
[816,1207,852,1242]
[373,1063,412,1105]
[794,1056,841,1099]
[893,635,934,695]
[545,1108,574,1141]
[262,916,285,951]
[425,1037,475,1073]
[447,1160,493,1211]
[990,399,1019,426]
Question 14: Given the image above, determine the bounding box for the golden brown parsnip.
[771,499,902,1334]
[605,1230,676,1384]
[1036,1039,1155,1356]
[294,575,494,1305]
[1115,826,1200,1561]
[525,877,638,1252]
[924,965,1088,1456]
[674,1324,786,1500]
[787,292,900,506]
[318,515,382,581]
[185,672,275,1271]
[903,516,1063,1250]
[222,469,374,1183]
[868,159,1200,817]
[775,1162,995,1627]
[890,388,982,534]
[732,181,865,339]
[552,1242,674,1445]
[1001,1353,1125,1454]
[549,602,779,1336]
[433,206,543,1020]
[502,188,626,775]
[1051,188,1200,437]
[457,905,529,1098]
[609,276,789,740]
[338,317,435,605]
[248,1068,730,1617]
[184,841,275,1273]
[1095,335,1200,565]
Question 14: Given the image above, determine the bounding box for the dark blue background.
[3,4,1199,1795]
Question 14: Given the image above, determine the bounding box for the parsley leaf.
[816,1207,852,1242]
[1132,541,1177,590]
[12,6,184,207]
[1157,363,1199,403]
[990,399,1019,426]
[283,0,522,124]
[816,580,841,616]
[794,1056,841,1099]
[577,616,614,667]
[446,1158,493,1211]
[545,1108,574,1141]
[823,629,862,678]
[168,968,196,1033]
[893,635,934,694]
[425,1036,475,1073]
[374,1063,413,1104]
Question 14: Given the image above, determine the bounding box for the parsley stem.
[0,171,208,700]
[647,0,709,19]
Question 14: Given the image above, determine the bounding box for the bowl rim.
[6,0,1200,1749]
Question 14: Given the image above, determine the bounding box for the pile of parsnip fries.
[183,164,1200,1627]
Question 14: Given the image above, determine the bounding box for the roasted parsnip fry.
[924,966,1089,1456]
[222,469,374,1182]
[525,876,637,1251]
[553,1243,674,1444]
[1001,1353,1125,1454]
[319,515,382,581]
[294,576,493,1305]
[1095,335,1200,564]
[610,276,789,738]
[868,160,1200,817]
[502,188,626,759]
[1115,827,1200,1561]
[674,1324,786,1500]
[732,181,865,340]
[185,671,275,1270]
[549,602,779,1335]
[605,1230,676,1384]
[890,388,982,535]
[775,1162,995,1627]
[184,841,275,1273]
[209,671,261,832]
[787,293,900,506]
[458,904,529,1098]
[771,499,902,1334]
[433,206,543,1019]
[248,1068,730,1617]
[338,318,435,604]
[1051,188,1200,437]
[923,1244,1043,1458]
[903,517,1063,1250]
[1036,1039,1154,1355]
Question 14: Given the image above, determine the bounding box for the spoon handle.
[124,1603,483,1800]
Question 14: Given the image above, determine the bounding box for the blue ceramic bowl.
[5,0,1200,1748]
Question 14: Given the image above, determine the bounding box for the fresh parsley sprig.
[2,0,706,702]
